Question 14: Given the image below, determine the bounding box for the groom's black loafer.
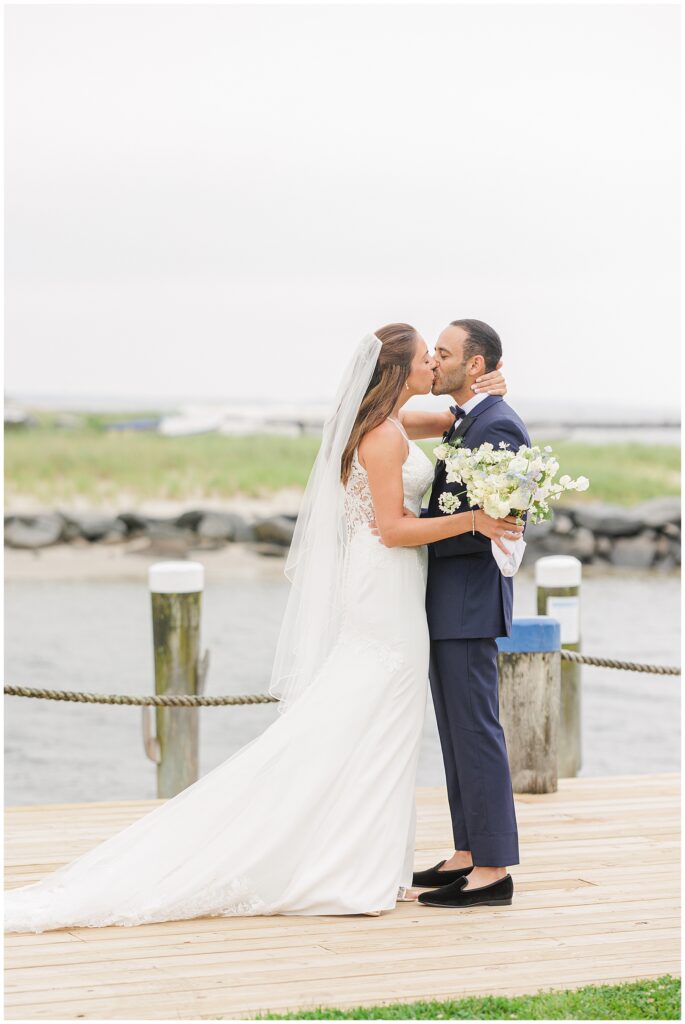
[412,860,474,888]
[418,873,513,908]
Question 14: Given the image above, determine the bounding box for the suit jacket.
[425,395,531,641]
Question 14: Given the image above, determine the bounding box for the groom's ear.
[469,353,486,376]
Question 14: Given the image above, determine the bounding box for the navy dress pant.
[429,638,520,866]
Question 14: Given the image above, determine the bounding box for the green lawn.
[4,413,680,508]
[254,975,680,1020]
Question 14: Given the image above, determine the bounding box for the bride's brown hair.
[340,323,418,485]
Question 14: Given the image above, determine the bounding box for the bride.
[4,324,521,932]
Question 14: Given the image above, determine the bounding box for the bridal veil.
[268,332,381,712]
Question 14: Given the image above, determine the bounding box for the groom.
[415,319,530,909]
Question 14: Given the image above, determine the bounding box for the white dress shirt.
[452,390,489,428]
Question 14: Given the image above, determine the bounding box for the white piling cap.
[535,555,582,588]
[148,561,205,593]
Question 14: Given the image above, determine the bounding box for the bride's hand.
[369,508,415,543]
[473,358,507,396]
[474,510,524,554]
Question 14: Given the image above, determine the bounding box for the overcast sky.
[4,3,681,412]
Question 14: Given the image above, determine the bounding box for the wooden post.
[148,561,206,799]
[535,555,582,777]
[497,617,561,794]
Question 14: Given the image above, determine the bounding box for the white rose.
[508,457,528,475]
[484,494,511,519]
[509,487,532,510]
[575,476,590,491]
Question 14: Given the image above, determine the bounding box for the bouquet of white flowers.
[434,439,589,525]
[433,439,589,578]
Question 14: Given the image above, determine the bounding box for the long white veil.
[269,332,382,713]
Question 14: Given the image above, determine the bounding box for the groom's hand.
[369,507,416,544]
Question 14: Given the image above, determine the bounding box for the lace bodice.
[343,420,434,542]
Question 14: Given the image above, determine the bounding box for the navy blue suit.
[425,394,530,866]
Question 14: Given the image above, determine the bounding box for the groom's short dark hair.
[451,319,502,373]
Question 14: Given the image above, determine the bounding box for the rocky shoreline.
[523,496,681,570]
[4,496,681,571]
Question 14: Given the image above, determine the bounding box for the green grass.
[3,413,680,508]
[253,975,680,1020]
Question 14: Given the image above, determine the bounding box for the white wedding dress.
[5,421,435,932]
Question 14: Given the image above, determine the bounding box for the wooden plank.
[6,919,680,971]
[6,950,682,1005]
[5,904,681,965]
[4,774,680,1020]
[5,960,682,1019]
[6,932,680,991]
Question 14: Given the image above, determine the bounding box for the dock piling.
[498,616,561,794]
[147,561,207,798]
[535,555,582,777]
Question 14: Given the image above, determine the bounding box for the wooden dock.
[4,773,680,1020]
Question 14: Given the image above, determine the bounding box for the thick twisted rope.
[3,651,681,707]
[559,651,680,675]
[2,685,279,705]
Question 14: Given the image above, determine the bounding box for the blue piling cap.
[497,616,561,653]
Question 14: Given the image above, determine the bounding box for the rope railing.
[3,686,278,706]
[2,651,680,707]
[559,651,680,676]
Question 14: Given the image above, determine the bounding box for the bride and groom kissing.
[5,318,530,933]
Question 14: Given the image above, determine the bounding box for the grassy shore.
[255,975,680,1020]
[4,413,680,508]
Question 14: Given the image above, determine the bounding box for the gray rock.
[175,510,206,530]
[233,520,257,543]
[567,526,596,562]
[550,512,575,536]
[61,512,127,543]
[4,513,67,549]
[539,527,596,562]
[117,512,150,534]
[610,531,658,569]
[661,522,681,540]
[654,554,678,573]
[573,503,643,537]
[668,537,682,566]
[632,496,681,529]
[197,512,256,544]
[138,523,197,556]
[655,535,672,559]
[119,514,191,541]
[595,535,613,559]
[522,519,554,544]
[254,515,297,546]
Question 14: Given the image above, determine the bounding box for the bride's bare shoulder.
[358,421,406,469]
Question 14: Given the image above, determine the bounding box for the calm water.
[4,569,680,805]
